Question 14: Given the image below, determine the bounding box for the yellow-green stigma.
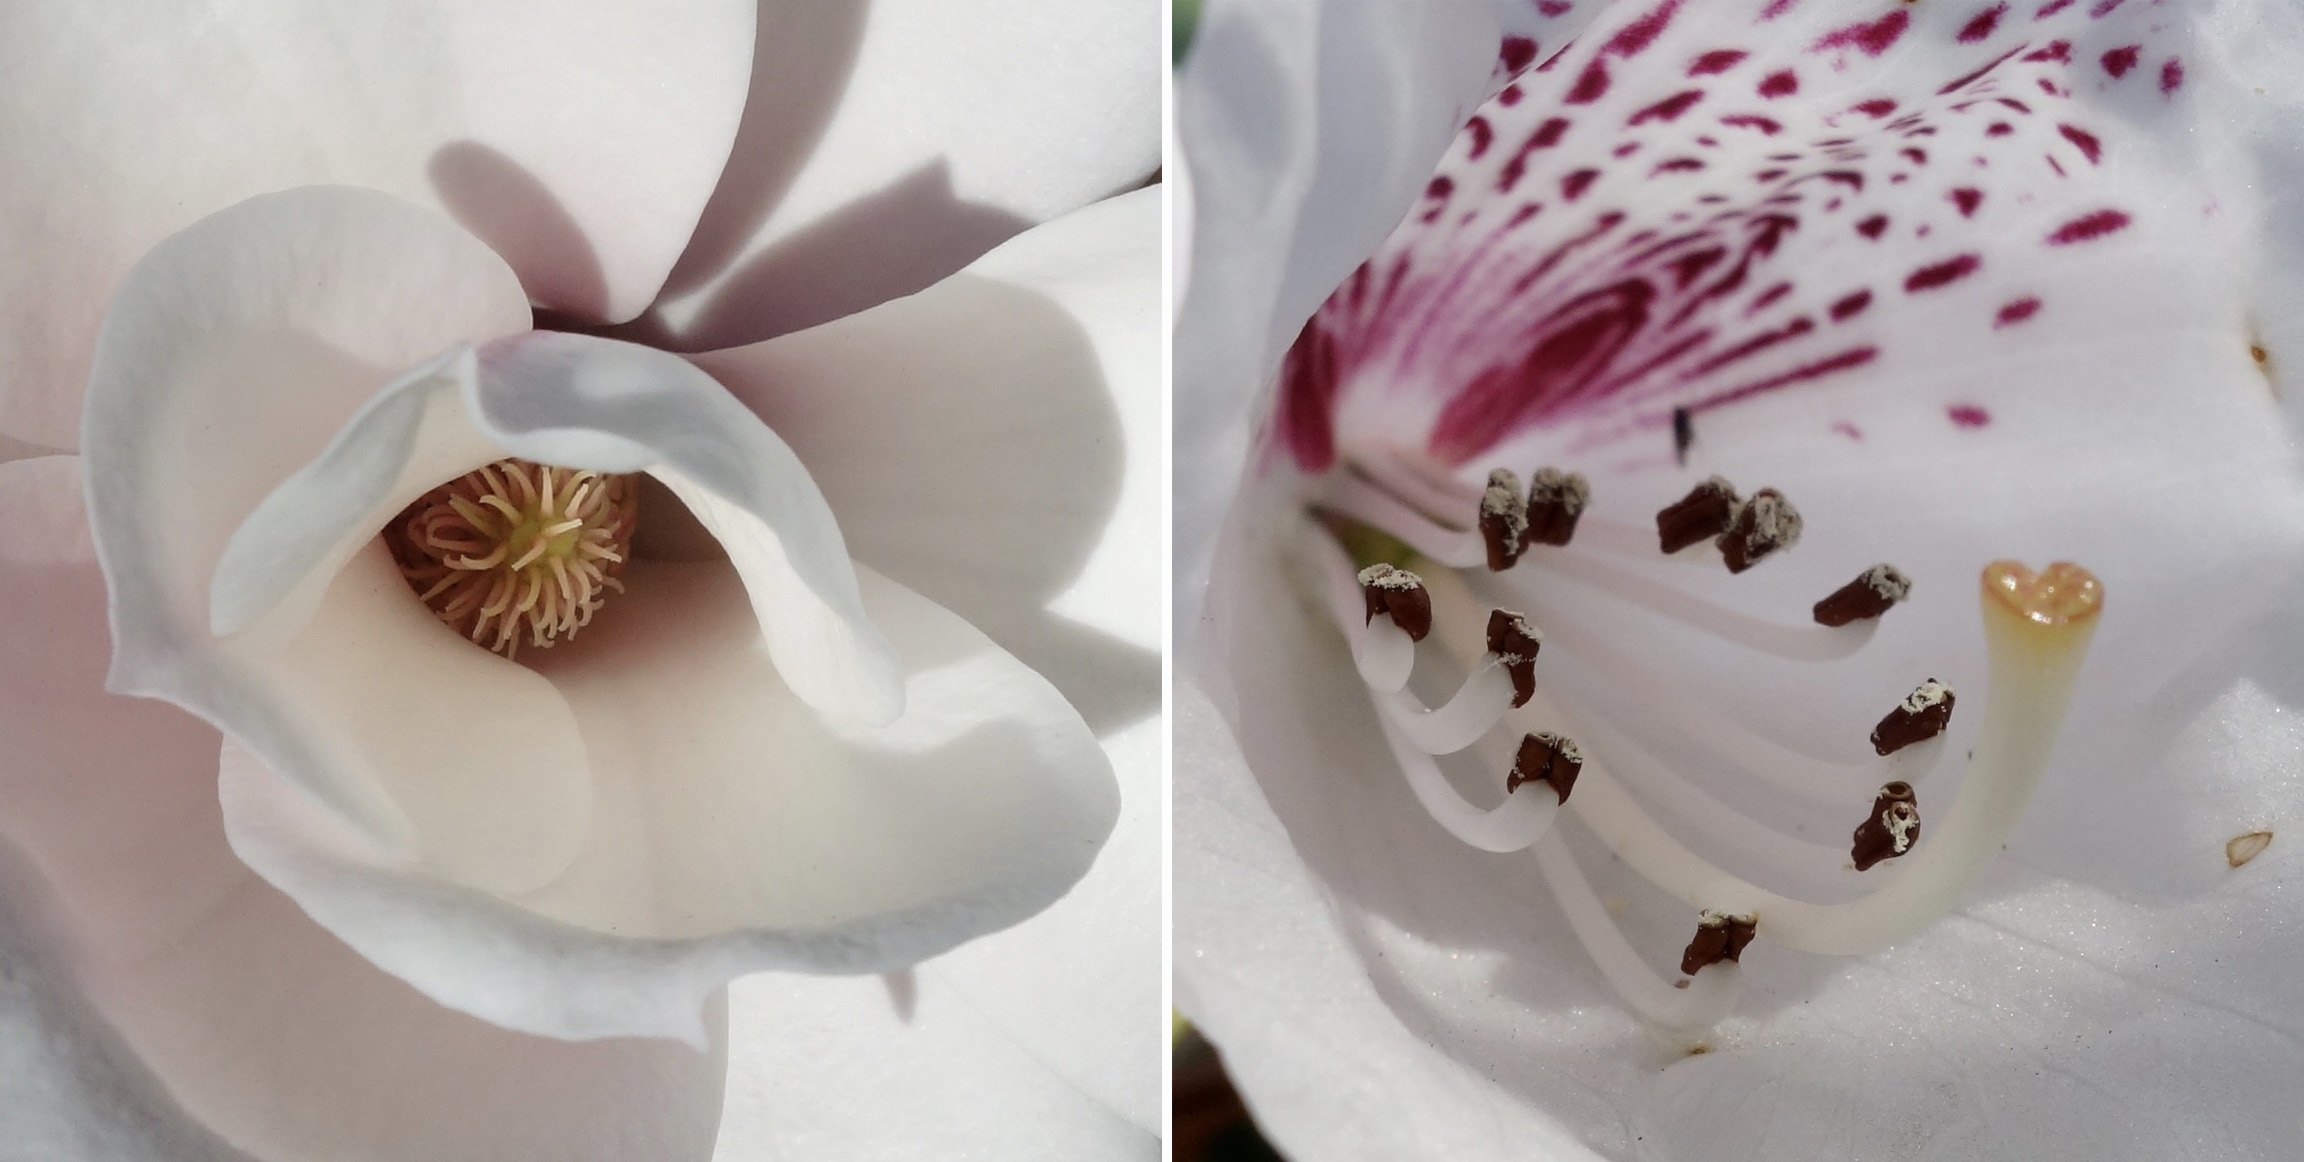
[384,458,639,658]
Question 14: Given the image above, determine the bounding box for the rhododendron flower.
[1176,1,2304,1158]
[0,2,1160,1158]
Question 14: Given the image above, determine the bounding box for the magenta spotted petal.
[1179,2,2304,1161]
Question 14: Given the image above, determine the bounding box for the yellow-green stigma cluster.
[385,458,639,658]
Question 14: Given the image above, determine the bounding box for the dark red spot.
[2048,154,2067,176]
[1938,42,2030,95]
[1561,168,1601,200]
[1669,247,1726,289]
[1502,36,1540,72]
[1830,289,1873,320]
[1500,84,1525,106]
[2058,123,2103,163]
[1507,203,1543,227]
[2161,57,2184,95]
[1279,319,1339,471]
[1567,59,1612,104]
[2025,40,2071,62]
[1539,0,1573,15]
[1419,176,1454,223]
[1688,346,1878,413]
[1813,10,1908,57]
[1959,3,2008,42]
[1906,253,1981,291]
[2035,0,2074,16]
[1856,214,1889,239]
[1614,142,1641,158]
[1498,118,1571,193]
[1902,147,1928,164]
[1822,171,1865,190]
[1763,0,1799,17]
[1947,404,1991,428]
[2089,0,2122,16]
[1851,98,1898,118]
[1986,121,2013,136]
[1748,282,1794,312]
[1690,49,1748,76]
[1631,89,1706,125]
[1653,157,1707,174]
[1755,167,1787,181]
[1995,297,2041,327]
[2046,208,2130,244]
[2101,45,2140,78]
[1689,316,1813,376]
[1759,69,1799,98]
[1605,0,1682,57]
[1721,114,1783,134]
[1999,97,2032,112]
[1466,117,1494,160]
[2039,77,2062,96]
[1532,117,1571,148]
[1429,281,1654,462]
[1345,262,1371,312]
[1950,187,1983,216]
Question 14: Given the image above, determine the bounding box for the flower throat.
[383,458,639,658]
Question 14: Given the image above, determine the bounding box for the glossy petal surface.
[0,0,754,448]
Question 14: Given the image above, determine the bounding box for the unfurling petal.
[0,0,755,450]
[0,456,727,1162]
[645,0,1162,352]
[84,186,1118,1045]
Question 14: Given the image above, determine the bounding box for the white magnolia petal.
[0,457,728,1162]
[643,0,1161,351]
[85,185,533,843]
[1173,0,1505,643]
[0,0,754,449]
[694,188,1162,727]
[220,561,1117,1045]
[473,331,904,728]
[714,714,1164,1156]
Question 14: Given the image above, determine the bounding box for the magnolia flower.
[1176,2,2304,1159]
[0,3,1160,1158]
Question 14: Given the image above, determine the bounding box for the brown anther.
[1814,563,1913,626]
[1717,487,1801,573]
[1850,781,1921,871]
[1522,468,1591,548]
[1478,468,1530,570]
[1356,563,1432,642]
[1870,678,1953,755]
[1486,609,1542,707]
[1656,476,1741,553]
[1506,731,1583,802]
[1679,910,1757,976]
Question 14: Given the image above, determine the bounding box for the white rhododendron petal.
[0,457,729,1162]
[645,0,1160,351]
[1179,0,2304,1158]
[0,0,754,449]
[220,561,1116,1045]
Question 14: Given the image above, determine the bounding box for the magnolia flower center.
[383,458,639,658]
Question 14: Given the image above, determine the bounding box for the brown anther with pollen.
[1506,731,1583,802]
[1814,563,1913,626]
[1656,476,1741,553]
[1871,678,1953,755]
[1485,608,1541,708]
[1850,781,1921,871]
[1357,563,1433,642]
[1522,468,1591,548]
[1679,910,1758,976]
[1716,487,1802,573]
[1478,468,1531,570]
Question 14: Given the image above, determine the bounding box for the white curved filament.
[1532,835,1742,1033]
[1374,710,1560,853]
